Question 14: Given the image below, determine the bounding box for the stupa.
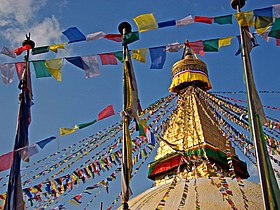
[122,48,263,209]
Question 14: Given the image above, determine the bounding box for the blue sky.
[0,0,279,209]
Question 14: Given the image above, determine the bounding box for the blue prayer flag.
[158,20,176,28]
[65,57,89,70]
[62,27,86,43]
[253,7,273,17]
[36,136,56,149]
[149,46,166,69]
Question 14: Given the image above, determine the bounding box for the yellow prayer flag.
[234,11,254,27]
[133,13,158,32]
[45,58,63,81]
[60,125,79,136]
[68,199,80,206]
[218,36,235,48]
[132,48,148,63]
[49,43,66,53]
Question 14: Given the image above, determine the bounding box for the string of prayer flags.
[234,11,254,27]
[99,53,118,65]
[158,20,176,28]
[49,43,66,53]
[14,44,32,56]
[0,63,15,84]
[175,15,194,26]
[214,15,233,25]
[268,18,280,38]
[1,46,16,58]
[45,58,63,81]
[203,39,219,52]
[36,136,56,149]
[186,40,204,56]
[62,27,86,43]
[60,125,79,136]
[133,13,158,32]
[98,105,115,121]
[165,42,184,52]
[66,55,100,78]
[131,48,148,63]
[194,16,214,24]
[86,31,106,41]
[104,34,122,42]
[32,60,52,78]
[122,31,139,45]
[149,46,166,69]
[32,46,49,55]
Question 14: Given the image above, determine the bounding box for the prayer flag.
[234,11,254,26]
[114,51,124,63]
[20,145,39,162]
[133,13,158,32]
[62,27,86,43]
[81,55,100,78]
[60,125,79,136]
[149,46,166,69]
[122,32,139,45]
[78,120,97,129]
[214,15,232,24]
[86,31,106,41]
[0,151,14,171]
[258,31,270,41]
[98,53,118,65]
[146,129,155,146]
[276,38,280,46]
[66,56,87,70]
[104,34,122,42]
[166,42,184,52]
[187,40,204,56]
[253,7,273,17]
[254,16,273,34]
[175,15,194,26]
[218,36,235,48]
[273,4,280,18]
[158,20,176,28]
[15,62,25,81]
[203,39,218,52]
[32,60,52,78]
[268,18,280,38]
[132,48,148,63]
[14,45,32,56]
[36,136,56,149]
[1,46,16,58]
[98,105,115,121]
[49,43,66,53]
[45,58,63,81]
[4,78,31,210]
[0,63,15,84]
[194,16,214,24]
[31,46,49,55]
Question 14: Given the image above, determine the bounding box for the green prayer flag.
[32,60,52,78]
[255,16,273,34]
[214,15,232,25]
[78,120,97,129]
[268,18,280,38]
[122,31,139,45]
[32,46,49,55]
[114,51,124,63]
[203,39,219,52]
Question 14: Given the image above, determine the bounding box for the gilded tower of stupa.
[118,47,263,210]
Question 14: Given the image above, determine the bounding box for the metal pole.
[231,1,280,209]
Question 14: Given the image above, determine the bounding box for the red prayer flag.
[104,34,122,42]
[14,45,32,56]
[15,62,25,81]
[98,53,118,65]
[276,39,280,46]
[98,105,115,120]
[194,16,214,24]
[0,151,14,171]
[186,40,205,56]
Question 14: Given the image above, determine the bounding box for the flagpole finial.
[118,22,132,34]
[22,33,35,49]
[231,0,246,10]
